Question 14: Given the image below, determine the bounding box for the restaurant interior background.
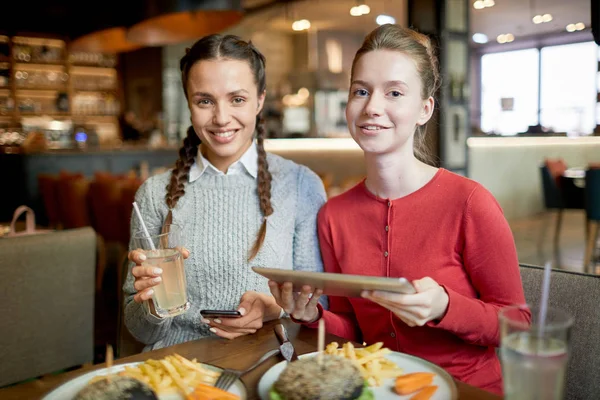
[1,0,599,365]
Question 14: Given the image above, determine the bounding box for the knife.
[274,324,299,362]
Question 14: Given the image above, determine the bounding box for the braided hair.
[165,34,272,260]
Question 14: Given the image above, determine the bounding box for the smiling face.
[186,58,265,172]
[346,49,434,156]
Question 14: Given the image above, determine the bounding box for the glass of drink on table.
[133,224,190,317]
[499,304,573,400]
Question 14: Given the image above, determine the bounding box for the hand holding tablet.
[252,267,416,298]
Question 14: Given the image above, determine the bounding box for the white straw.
[133,202,156,251]
[317,319,325,366]
[537,261,552,340]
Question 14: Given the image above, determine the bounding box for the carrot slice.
[410,385,438,400]
[187,383,240,400]
[394,372,436,395]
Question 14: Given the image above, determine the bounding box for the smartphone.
[200,309,243,318]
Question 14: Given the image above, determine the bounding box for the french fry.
[394,372,436,395]
[410,385,438,400]
[355,348,392,365]
[87,354,224,396]
[344,342,358,361]
[175,354,220,378]
[322,341,403,387]
[325,342,340,354]
[160,359,190,395]
[363,342,384,353]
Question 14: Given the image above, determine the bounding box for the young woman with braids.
[268,25,528,395]
[123,34,327,349]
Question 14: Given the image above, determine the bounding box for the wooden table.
[0,319,501,400]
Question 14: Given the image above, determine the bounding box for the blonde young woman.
[124,34,327,349]
[269,24,527,395]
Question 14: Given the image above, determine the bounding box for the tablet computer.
[252,267,416,298]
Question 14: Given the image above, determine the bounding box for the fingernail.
[238,308,246,316]
[139,254,147,261]
[153,277,162,284]
[201,318,210,324]
[153,268,162,275]
[146,289,154,297]
[214,319,222,324]
[360,291,368,298]
[209,328,217,333]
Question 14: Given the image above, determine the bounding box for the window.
[540,42,598,135]
[481,49,539,135]
[479,41,599,135]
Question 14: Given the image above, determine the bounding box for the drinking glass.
[133,224,190,318]
[499,304,573,400]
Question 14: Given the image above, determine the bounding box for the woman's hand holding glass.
[129,247,190,304]
[361,277,449,327]
[202,291,282,340]
[268,281,323,323]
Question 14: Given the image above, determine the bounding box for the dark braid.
[167,34,271,259]
[248,114,273,260]
[165,126,200,213]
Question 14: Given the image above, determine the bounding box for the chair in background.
[0,227,96,387]
[539,160,584,250]
[37,174,61,229]
[56,172,91,229]
[584,168,600,271]
[540,161,566,250]
[519,264,600,399]
[118,179,143,248]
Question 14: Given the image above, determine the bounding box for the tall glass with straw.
[499,263,573,399]
[132,202,190,318]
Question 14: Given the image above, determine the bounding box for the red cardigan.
[308,169,526,396]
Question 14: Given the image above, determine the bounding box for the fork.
[214,348,280,390]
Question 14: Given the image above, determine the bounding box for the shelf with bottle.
[69,52,117,68]
[0,35,10,63]
[72,92,120,116]
[14,63,69,90]
[0,62,10,89]
[0,88,14,115]
[15,89,70,115]
[70,66,117,91]
[12,36,66,65]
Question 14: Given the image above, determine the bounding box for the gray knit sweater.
[124,153,327,350]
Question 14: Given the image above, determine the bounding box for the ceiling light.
[542,14,553,22]
[566,24,577,32]
[482,0,495,7]
[376,14,396,25]
[350,4,370,16]
[298,88,310,99]
[358,5,371,15]
[497,34,514,44]
[575,22,586,30]
[292,19,311,31]
[472,33,488,44]
[532,15,543,24]
[473,1,485,10]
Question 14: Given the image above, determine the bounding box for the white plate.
[42,361,247,400]
[257,351,458,400]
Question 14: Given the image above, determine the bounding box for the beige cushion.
[0,227,96,387]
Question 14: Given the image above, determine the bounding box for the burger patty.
[273,355,364,400]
